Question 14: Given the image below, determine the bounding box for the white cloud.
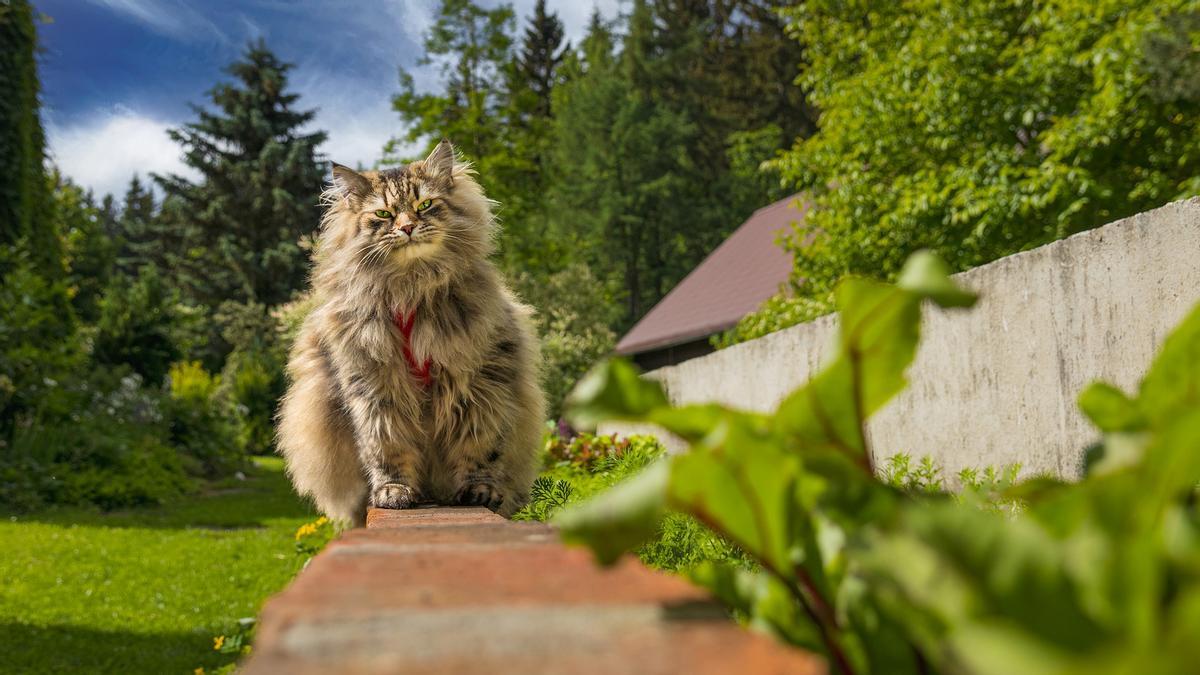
[84,0,227,42]
[45,107,196,198]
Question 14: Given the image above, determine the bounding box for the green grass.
[0,456,321,674]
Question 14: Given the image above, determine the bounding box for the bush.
[516,431,747,571]
[219,348,284,456]
[558,252,1200,673]
[0,243,82,434]
[92,266,184,386]
[0,371,189,511]
[514,264,620,418]
[164,361,243,477]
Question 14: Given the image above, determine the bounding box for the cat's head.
[320,140,495,275]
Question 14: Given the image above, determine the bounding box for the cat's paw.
[455,482,504,512]
[371,482,417,510]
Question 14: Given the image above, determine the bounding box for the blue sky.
[34,0,621,198]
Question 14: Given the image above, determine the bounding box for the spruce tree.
[516,0,567,120]
[114,174,157,278]
[155,40,326,308]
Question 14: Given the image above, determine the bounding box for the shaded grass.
[0,456,318,674]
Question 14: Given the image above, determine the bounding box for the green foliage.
[517,431,748,572]
[0,243,82,435]
[0,0,60,277]
[156,40,326,309]
[513,263,619,416]
[164,362,243,478]
[1,371,189,511]
[556,251,1200,673]
[92,266,185,386]
[771,0,1200,303]
[713,293,833,349]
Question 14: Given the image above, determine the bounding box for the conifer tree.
[516,0,567,120]
[114,174,157,278]
[155,41,326,308]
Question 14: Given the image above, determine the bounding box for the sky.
[33,0,622,199]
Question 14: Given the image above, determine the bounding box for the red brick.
[366,505,501,528]
[244,508,826,675]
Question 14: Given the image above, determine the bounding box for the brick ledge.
[242,506,824,674]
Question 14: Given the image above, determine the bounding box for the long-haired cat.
[277,140,545,524]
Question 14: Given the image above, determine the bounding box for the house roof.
[615,193,806,355]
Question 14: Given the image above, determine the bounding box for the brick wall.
[242,506,824,674]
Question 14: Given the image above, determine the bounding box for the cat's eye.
[416,199,433,211]
[374,209,393,219]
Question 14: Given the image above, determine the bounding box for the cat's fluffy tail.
[276,329,368,526]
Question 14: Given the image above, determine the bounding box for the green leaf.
[565,358,669,430]
[1136,303,1200,430]
[895,249,978,308]
[555,459,670,565]
[1078,382,1147,433]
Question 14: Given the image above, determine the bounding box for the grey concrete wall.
[600,198,1200,479]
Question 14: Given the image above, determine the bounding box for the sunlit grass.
[0,456,317,674]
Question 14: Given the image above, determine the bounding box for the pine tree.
[114,174,157,278]
[155,41,327,308]
[516,0,567,120]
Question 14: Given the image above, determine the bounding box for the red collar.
[393,309,433,388]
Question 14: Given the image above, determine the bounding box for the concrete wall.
[600,198,1200,479]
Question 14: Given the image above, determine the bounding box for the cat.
[276,139,545,524]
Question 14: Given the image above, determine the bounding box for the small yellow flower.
[194,669,205,675]
[294,523,317,540]
[213,635,225,651]
[315,516,328,526]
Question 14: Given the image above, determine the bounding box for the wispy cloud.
[45,106,197,198]
[83,0,228,42]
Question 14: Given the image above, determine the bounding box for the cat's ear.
[424,139,456,180]
[330,163,372,203]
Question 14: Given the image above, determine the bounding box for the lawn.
[0,456,321,674]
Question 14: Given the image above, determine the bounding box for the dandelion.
[213,635,225,651]
[194,669,205,675]
[315,516,328,526]
[294,522,317,540]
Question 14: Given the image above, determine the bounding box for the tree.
[515,0,567,121]
[550,5,699,324]
[386,0,515,163]
[0,0,60,277]
[113,174,158,278]
[57,175,117,322]
[155,41,327,309]
[773,0,1200,300]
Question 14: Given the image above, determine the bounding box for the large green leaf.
[555,459,670,565]
[565,358,669,430]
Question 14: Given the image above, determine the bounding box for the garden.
[3,0,1200,672]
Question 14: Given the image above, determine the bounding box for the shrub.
[164,361,243,478]
[557,251,1200,673]
[513,264,620,418]
[92,266,184,386]
[517,431,748,571]
[219,348,284,456]
[0,371,189,511]
[0,243,82,434]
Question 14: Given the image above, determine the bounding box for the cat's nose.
[396,215,415,236]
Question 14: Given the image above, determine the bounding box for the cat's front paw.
[455,482,504,512]
[371,482,417,510]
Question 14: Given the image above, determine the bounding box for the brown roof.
[615,193,806,355]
